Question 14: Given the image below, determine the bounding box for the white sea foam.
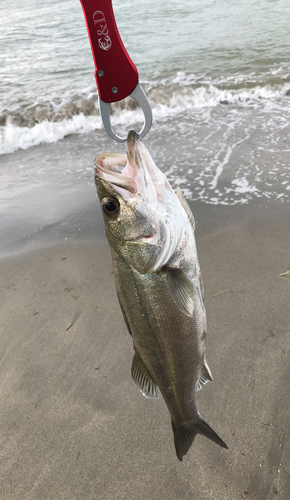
[231,177,260,195]
[1,80,290,156]
[0,114,103,156]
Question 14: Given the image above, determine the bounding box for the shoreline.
[1,188,289,257]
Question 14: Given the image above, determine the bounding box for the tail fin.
[171,415,228,461]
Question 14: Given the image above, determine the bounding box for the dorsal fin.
[176,188,195,231]
[131,349,159,399]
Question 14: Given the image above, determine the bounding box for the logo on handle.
[93,11,112,51]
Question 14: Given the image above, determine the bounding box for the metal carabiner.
[79,0,152,142]
[98,82,152,142]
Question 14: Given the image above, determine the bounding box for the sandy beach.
[1,185,290,499]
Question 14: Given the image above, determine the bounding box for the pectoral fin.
[131,349,159,399]
[166,269,194,317]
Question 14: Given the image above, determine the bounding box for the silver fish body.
[94,131,227,460]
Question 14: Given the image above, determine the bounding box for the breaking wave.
[1,72,290,155]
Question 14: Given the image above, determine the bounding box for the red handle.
[79,0,139,103]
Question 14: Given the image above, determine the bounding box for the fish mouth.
[94,131,143,198]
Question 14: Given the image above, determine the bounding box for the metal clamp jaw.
[99,82,152,143]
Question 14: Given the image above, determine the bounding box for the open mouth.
[94,131,144,196]
[94,152,137,195]
[95,130,171,211]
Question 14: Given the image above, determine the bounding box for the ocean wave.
[0,114,103,156]
[1,76,290,155]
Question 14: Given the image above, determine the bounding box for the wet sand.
[1,199,290,499]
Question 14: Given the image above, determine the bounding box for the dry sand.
[0,200,290,499]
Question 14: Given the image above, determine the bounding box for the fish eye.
[102,197,120,217]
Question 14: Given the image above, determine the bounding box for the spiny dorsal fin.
[131,349,159,399]
[166,268,194,317]
[176,188,195,231]
[195,358,214,391]
[117,290,132,336]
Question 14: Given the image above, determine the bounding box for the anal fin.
[131,350,159,399]
[195,358,214,391]
[202,358,213,382]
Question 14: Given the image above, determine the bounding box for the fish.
[94,130,228,461]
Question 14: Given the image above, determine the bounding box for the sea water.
[1,0,290,208]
